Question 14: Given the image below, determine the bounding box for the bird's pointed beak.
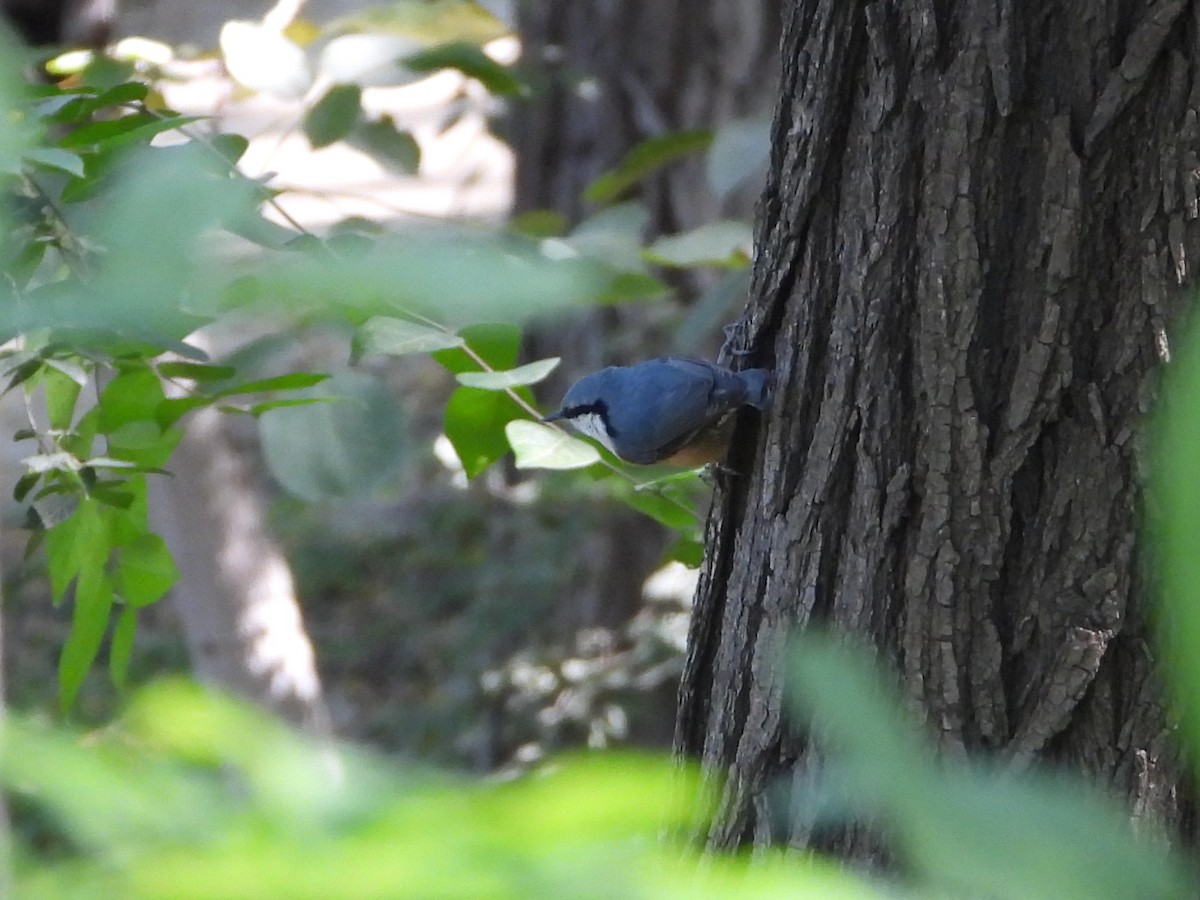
[542,410,566,423]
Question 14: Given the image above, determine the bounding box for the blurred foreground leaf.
[259,370,409,501]
[787,633,1194,900]
[355,316,464,358]
[706,116,771,199]
[1153,306,1200,769]
[1,680,888,898]
[243,230,612,327]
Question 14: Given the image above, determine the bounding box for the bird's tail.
[738,369,773,411]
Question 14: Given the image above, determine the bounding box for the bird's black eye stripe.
[564,400,606,417]
[564,400,613,432]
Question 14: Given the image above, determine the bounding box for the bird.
[543,357,771,466]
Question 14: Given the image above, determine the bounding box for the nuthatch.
[543,357,772,466]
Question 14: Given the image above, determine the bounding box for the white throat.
[567,412,616,454]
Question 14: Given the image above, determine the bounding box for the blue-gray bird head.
[544,357,771,465]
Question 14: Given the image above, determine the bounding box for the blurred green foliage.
[1154,306,1200,768]
[6,628,1200,897]
[5,6,1200,897]
[0,14,724,710]
[789,635,1194,899]
[2,680,885,899]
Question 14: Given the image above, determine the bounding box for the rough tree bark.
[677,0,1200,855]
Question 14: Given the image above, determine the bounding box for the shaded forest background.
[5,1,1200,898]
[0,0,775,770]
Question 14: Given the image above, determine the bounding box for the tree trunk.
[677,0,1200,856]
[513,0,780,233]
[150,404,332,737]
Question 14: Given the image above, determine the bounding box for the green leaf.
[355,317,463,359]
[506,420,601,470]
[645,220,753,268]
[596,271,670,304]
[4,236,48,288]
[304,83,363,149]
[248,397,332,416]
[23,147,85,177]
[585,129,713,203]
[105,480,151,546]
[568,203,651,272]
[706,116,771,199]
[209,132,250,165]
[43,362,83,431]
[617,482,700,530]
[443,386,522,478]
[4,358,42,393]
[46,499,109,604]
[59,571,114,712]
[157,361,237,382]
[432,322,521,375]
[258,370,409,501]
[456,357,559,390]
[109,606,138,689]
[89,481,135,509]
[13,472,39,502]
[93,80,149,108]
[510,209,567,238]
[34,81,147,124]
[154,396,211,429]
[57,112,200,151]
[97,369,181,468]
[403,42,526,96]
[115,533,179,607]
[674,267,753,353]
[1155,311,1200,760]
[667,537,705,568]
[99,368,168,432]
[351,116,421,174]
[787,634,1194,900]
[215,372,330,397]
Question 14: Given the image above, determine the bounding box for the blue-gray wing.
[603,359,728,462]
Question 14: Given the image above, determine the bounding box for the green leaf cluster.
[0,37,715,711]
[2,680,885,899]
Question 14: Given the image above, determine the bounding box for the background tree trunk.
[513,0,779,234]
[677,0,1200,855]
[150,404,332,736]
[512,0,781,631]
